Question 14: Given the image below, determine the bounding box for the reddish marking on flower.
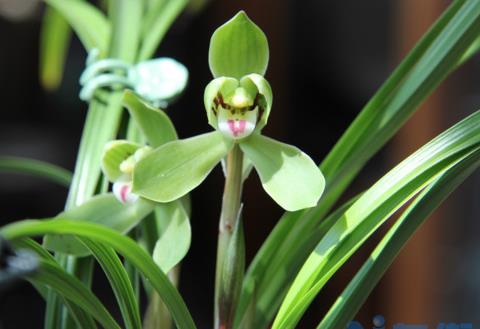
[120,184,130,203]
[227,120,246,137]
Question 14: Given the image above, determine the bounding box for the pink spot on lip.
[120,184,130,203]
[227,119,246,137]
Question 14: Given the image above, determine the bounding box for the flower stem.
[215,144,245,329]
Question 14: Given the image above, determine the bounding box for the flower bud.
[101,141,152,204]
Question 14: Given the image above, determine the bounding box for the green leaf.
[66,0,144,206]
[458,33,480,66]
[28,259,121,329]
[66,95,124,208]
[80,239,142,329]
[144,291,173,329]
[237,1,480,326]
[12,238,98,329]
[39,6,72,91]
[44,193,154,256]
[153,199,191,273]
[272,111,480,329]
[44,0,110,54]
[209,11,269,79]
[145,0,165,10]
[123,90,178,147]
[1,220,198,329]
[66,0,143,209]
[134,131,233,202]
[101,140,142,182]
[0,156,72,187]
[138,0,190,61]
[318,149,480,329]
[321,0,480,215]
[60,296,98,329]
[239,134,325,211]
[53,1,145,328]
[108,0,143,63]
[237,281,257,329]
[235,194,361,329]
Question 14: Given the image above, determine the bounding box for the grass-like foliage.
[1,1,480,328]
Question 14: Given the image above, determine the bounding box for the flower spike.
[134,11,325,211]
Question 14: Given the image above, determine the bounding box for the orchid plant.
[1,1,480,329]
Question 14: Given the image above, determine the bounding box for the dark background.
[0,0,479,328]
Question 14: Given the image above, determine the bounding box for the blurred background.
[0,0,479,328]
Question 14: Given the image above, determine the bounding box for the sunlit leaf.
[44,193,154,256]
[1,220,198,329]
[272,111,480,329]
[81,239,142,329]
[318,149,480,329]
[237,1,480,326]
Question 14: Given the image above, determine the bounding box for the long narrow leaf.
[320,0,480,207]
[237,1,480,326]
[44,194,154,255]
[80,239,142,329]
[29,260,121,329]
[1,220,197,329]
[51,1,146,328]
[39,7,72,91]
[0,156,72,187]
[272,110,480,328]
[13,239,98,329]
[318,149,480,329]
[44,0,110,54]
[138,0,190,60]
[108,0,143,64]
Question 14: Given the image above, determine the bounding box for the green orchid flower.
[97,91,192,274]
[102,140,152,204]
[133,11,325,211]
[204,74,271,141]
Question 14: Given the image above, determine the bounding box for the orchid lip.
[228,119,247,137]
[217,107,258,140]
[113,179,139,204]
